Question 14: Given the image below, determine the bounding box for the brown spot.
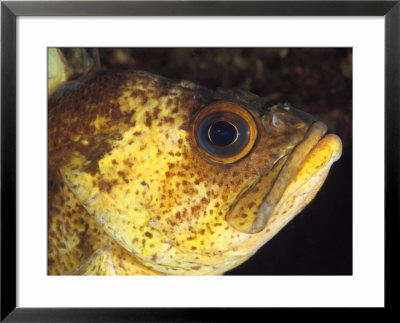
[117,171,129,184]
[191,206,201,215]
[123,159,133,167]
[201,197,209,204]
[98,179,112,193]
[133,131,142,136]
[144,231,153,239]
[79,138,114,175]
[145,111,152,127]
[76,223,91,257]
[152,107,161,120]
[206,223,214,234]
[162,116,174,124]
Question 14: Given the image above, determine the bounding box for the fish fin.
[71,248,117,275]
[48,48,101,96]
[58,48,101,78]
[71,245,164,276]
[48,48,70,96]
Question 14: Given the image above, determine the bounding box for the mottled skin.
[48,70,341,275]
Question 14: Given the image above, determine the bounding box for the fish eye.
[208,121,238,146]
[193,101,258,164]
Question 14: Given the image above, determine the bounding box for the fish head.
[54,71,342,275]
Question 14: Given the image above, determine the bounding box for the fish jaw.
[270,133,342,224]
[226,122,342,234]
[220,131,342,268]
[247,133,342,249]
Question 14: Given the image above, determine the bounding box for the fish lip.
[245,121,328,234]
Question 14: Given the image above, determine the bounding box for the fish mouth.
[226,121,342,234]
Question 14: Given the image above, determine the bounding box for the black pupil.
[209,121,238,146]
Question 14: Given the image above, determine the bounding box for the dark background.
[98,48,352,275]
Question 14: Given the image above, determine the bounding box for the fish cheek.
[225,163,282,233]
[59,126,184,263]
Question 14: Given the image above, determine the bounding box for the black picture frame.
[1,1,398,321]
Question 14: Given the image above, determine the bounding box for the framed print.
[1,1,398,321]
